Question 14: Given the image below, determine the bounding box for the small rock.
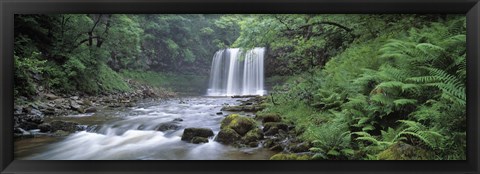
[45,93,59,100]
[70,100,83,112]
[84,107,97,113]
[14,106,23,115]
[216,112,223,115]
[156,122,181,132]
[29,108,44,119]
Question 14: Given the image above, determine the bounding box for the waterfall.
[207,47,266,96]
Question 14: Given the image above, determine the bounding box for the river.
[14,96,276,160]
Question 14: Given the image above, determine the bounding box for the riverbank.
[218,96,315,160]
[13,78,176,139]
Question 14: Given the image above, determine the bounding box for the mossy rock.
[181,128,214,141]
[242,128,264,143]
[255,113,281,123]
[270,153,311,160]
[221,114,256,136]
[220,114,240,129]
[263,122,289,136]
[214,127,241,145]
[377,142,432,160]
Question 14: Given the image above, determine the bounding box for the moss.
[270,153,311,160]
[220,114,240,129]
[97,64,131,93]
[242,128,263,143]
[215,127,241,145]
[377,142,432,160]
[221,114,256,136]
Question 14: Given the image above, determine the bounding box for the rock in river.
[220,114,256,136]
[156,122,181,132]
[215,114,263,146]
[181,128,214,142]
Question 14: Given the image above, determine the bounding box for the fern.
[395,120,444,149]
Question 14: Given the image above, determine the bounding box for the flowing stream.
[15,97,275,160]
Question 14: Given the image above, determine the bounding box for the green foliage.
[14,52,46,97]
[97,64,131,92]
[308,123,354,160]
[262,15,466,160]
[13,14,466,160]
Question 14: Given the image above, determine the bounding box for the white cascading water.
[207,47,266,96]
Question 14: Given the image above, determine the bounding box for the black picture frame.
[1,0,479,174]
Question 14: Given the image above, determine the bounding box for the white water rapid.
[207,47,266,96]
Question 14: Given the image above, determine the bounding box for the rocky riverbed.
[14,80,175,139]
[15,93,312,160]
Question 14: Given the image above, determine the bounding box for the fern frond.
[395,120,444,149]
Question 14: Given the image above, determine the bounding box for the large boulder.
[181,128,214,142]
[241,128,264,144]
[220,114,256,136]
[215,128,242,145]
[215,114,263,146]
